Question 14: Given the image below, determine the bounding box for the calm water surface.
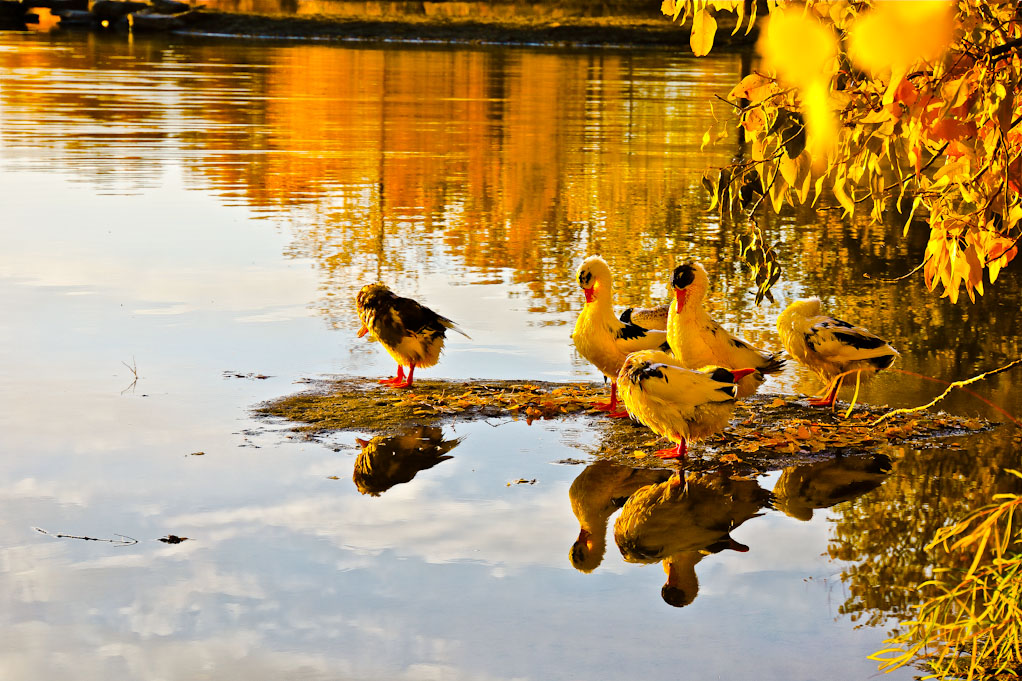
[1,31,1020,681]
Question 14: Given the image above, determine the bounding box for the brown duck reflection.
[772,453,891,522]
[568,460,674,573]
[353,427,462,496]
[614,471,772,607]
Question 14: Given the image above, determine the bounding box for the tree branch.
[871,359,1022,427]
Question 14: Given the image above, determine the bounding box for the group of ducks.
[355,255,899,460]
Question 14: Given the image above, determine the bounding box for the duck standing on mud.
[355,283,469,388]
[667,262,785,397]
[571,255,673,417]
[617,350,756,460]
[776,296,898,408]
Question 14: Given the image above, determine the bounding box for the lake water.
[1,29,1020,681]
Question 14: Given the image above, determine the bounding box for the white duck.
[571,255,672,416]
[617,350,756,459]
[356,283,469,388]
[666,262,785,397]
[776,297,898,408]
[568,460,673,573]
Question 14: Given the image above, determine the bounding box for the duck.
[619,303,669,331]
[666,262,785,397]
[613,471,771,606]
[571,255,672,416]
[617,350,756,459]
[352,426,462,496]
[776,297,898,408]
[568,460,673,573]
[355,283,469,388]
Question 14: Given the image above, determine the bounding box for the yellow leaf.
[768,398,786,408]
[633,450,649,459]
[728,74,775,103]
[847,1,953,79]
[690,8,717,57]
[758,7,838,89]
[832,173,855,217]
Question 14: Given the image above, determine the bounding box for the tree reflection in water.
[828,430,1022,628]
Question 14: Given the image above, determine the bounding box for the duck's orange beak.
[730,367,757,382]
[357,324,369,338]
[583,286,595,303]
[674,289,687,313]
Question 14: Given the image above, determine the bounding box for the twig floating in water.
[34,527,138,546]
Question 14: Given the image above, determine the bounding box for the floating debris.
[158,535,189,544]
[34,528,138,546]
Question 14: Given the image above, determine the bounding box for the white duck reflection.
[568,460,674,573]
[352,426,462,496]
[772,453,892,521]
[614,471,772,607]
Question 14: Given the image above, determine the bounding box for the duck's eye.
[578,270,592,287]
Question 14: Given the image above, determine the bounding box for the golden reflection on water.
[3,32,1022,638]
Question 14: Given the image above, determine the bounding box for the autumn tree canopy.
[667,0,1021,304]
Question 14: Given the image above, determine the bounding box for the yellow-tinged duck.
[355,283,469,388]
[571,255,672,416]
[776,297,898,408]
[617,350,756,460]
[666,262,785,397]
[568,460,673,573]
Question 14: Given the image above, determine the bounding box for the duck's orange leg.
[655,438,687,460]
[379,365,406,386]
[394,363,416,389]
[593,382,630,418]
[809,375,843,407]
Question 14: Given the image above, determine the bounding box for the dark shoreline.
[174,11,718,48]
[6,0,758,50]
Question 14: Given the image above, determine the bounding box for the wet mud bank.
[258,376,998,474]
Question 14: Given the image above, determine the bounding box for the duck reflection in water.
[773,453,892,521]
[352,426,462,496]
[614,471,772,607]
[568,460,674,573]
